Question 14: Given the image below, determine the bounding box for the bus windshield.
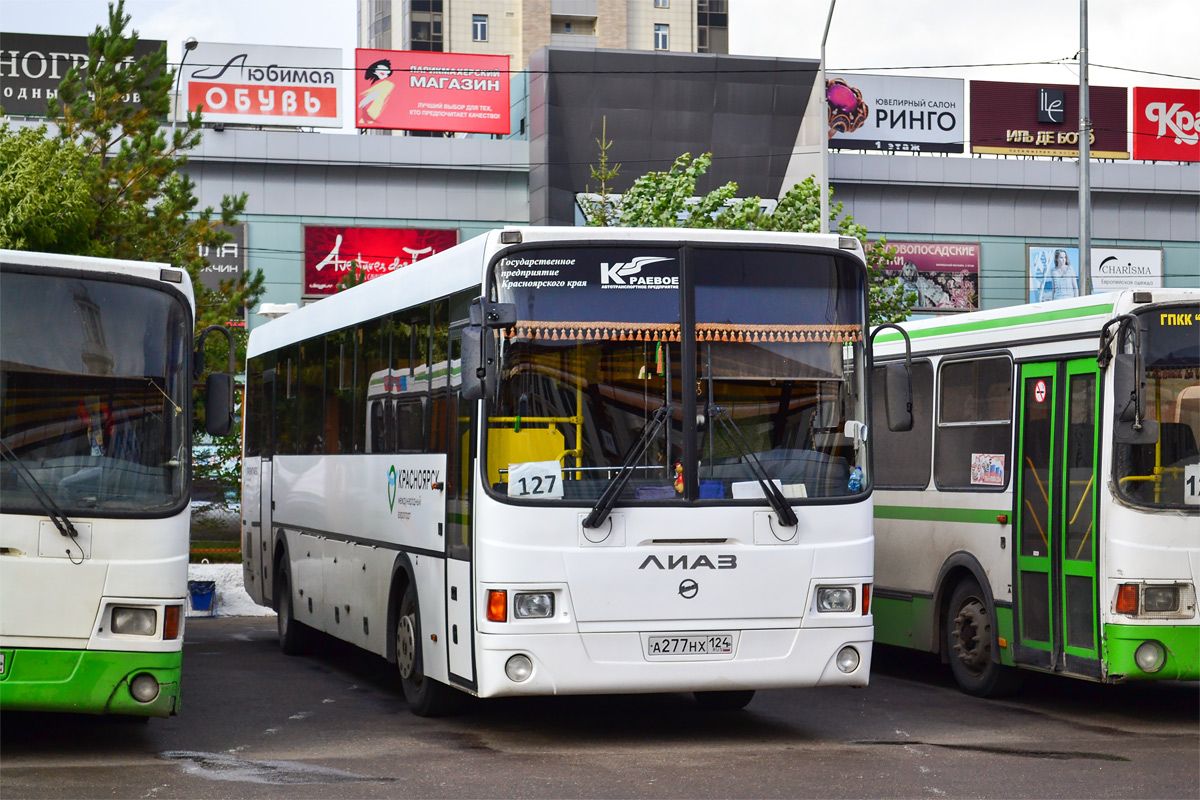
[487,244,867,503]
[0,269,191,515]
[1113,304,1200,510]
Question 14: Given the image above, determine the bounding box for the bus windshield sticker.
[970,453,1005,486]
[1185,464,1200,506]
[508,461,565,499]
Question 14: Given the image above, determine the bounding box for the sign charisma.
[355,49,510,135]
[827,74,965,154]
[303,226,458,295]
[1132,86,1199,162]
[970,80,1129,159]
[180,43,343,128]
[870,241,980,311]
[1089,247,1164,292]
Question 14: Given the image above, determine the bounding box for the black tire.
[396,583,460,717]
[275,566,310,656]
[945,578,1021,697]
[693,690,755,711]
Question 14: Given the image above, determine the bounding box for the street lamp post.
[1078,0,1092,294]
[819,0,837,235]
[173,37,198,133]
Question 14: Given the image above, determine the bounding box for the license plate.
[645,633,734,659]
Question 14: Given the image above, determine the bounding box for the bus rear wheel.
[945,578,1020,697]
[693,690,755,711]
[397,584,460,717]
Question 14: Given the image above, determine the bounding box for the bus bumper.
[472,625,872,698]
[1103,624,1200,682]
[0,648,181,717]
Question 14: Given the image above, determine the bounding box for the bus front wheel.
[396,584,460,717]
[276,566,310,656]
[945,578,1020,697]
[693,690,755,711]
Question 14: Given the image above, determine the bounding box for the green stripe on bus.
[874,505,1007,524]
[873,302,1114,344]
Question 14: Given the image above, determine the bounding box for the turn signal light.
[862,583,871,615]
[487,589,507,622]
[1115,583,1139,614]
[164,605,182,640]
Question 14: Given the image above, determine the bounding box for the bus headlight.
[505,654,533,682]
[514,592,554,619]
[112,607,157,636]
[817,587,856,612]
[1143,586,1180,613]
[1134,641,1166,674]
[130,673,160,703]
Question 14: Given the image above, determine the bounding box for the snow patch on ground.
[187,562,275,618]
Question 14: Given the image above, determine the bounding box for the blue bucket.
[187,580,217,617]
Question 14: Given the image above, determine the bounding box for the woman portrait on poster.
[358,59,396,124]
[1050,248,1078,300]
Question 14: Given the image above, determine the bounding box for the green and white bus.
[0,250,234,717]
[870,289,1199,695]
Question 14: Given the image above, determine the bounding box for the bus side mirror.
[884,362,914,432]
[461,325,495,402]
[205,373,235,437]
[1112,354,1159,445]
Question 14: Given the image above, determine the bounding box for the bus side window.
[356,319,386,454]
[934,356,1013,490]
[275,345,299,455]
[430,300,449,455]
[298,336,325,454]
[871,360,933,489]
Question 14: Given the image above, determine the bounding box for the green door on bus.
[1014,358,1101,678]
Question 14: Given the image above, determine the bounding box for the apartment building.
[358,0,728,69]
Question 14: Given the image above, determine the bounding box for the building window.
[472,14,488,41]
[654,24,669,51]
[563,21,572,34]
[654,0,669,7]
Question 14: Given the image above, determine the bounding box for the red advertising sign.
[304,227,459,296]
[354,49,510,134]
[1132,87,1199,162]
[970,80,1128,159]
[871,241,981,312]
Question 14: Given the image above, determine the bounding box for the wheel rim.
[951,597,991,675]
[397,613,417,680]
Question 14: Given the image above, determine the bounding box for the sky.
[2,0,1196,128]
[3,0,1196,87]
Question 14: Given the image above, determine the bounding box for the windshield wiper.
[711,405,798,527]
[583,404,672,529]
[0,438,79,539]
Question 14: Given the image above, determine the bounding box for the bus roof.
[0,248,194,311]
[871,288,1200,358]
[247,226,864,358]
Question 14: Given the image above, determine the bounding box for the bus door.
[259,368,276,602]
[444,329,477,688]
[1013,359,1101,677]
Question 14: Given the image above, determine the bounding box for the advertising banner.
[1090,247,1164,292]
[971,80,1129,159]
[197,223,247,293]
[872,241,980,311]
[180,43,343,128]
[1028,246,1081,303]
[1132,86,1199,162]
[0,32,166,117]
[304,226,458,296]
[354,48,509,134]
[827,74,964,154]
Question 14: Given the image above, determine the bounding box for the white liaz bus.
[0,250,235,717]
[241,226,886,715]
[870,289,1199,696]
